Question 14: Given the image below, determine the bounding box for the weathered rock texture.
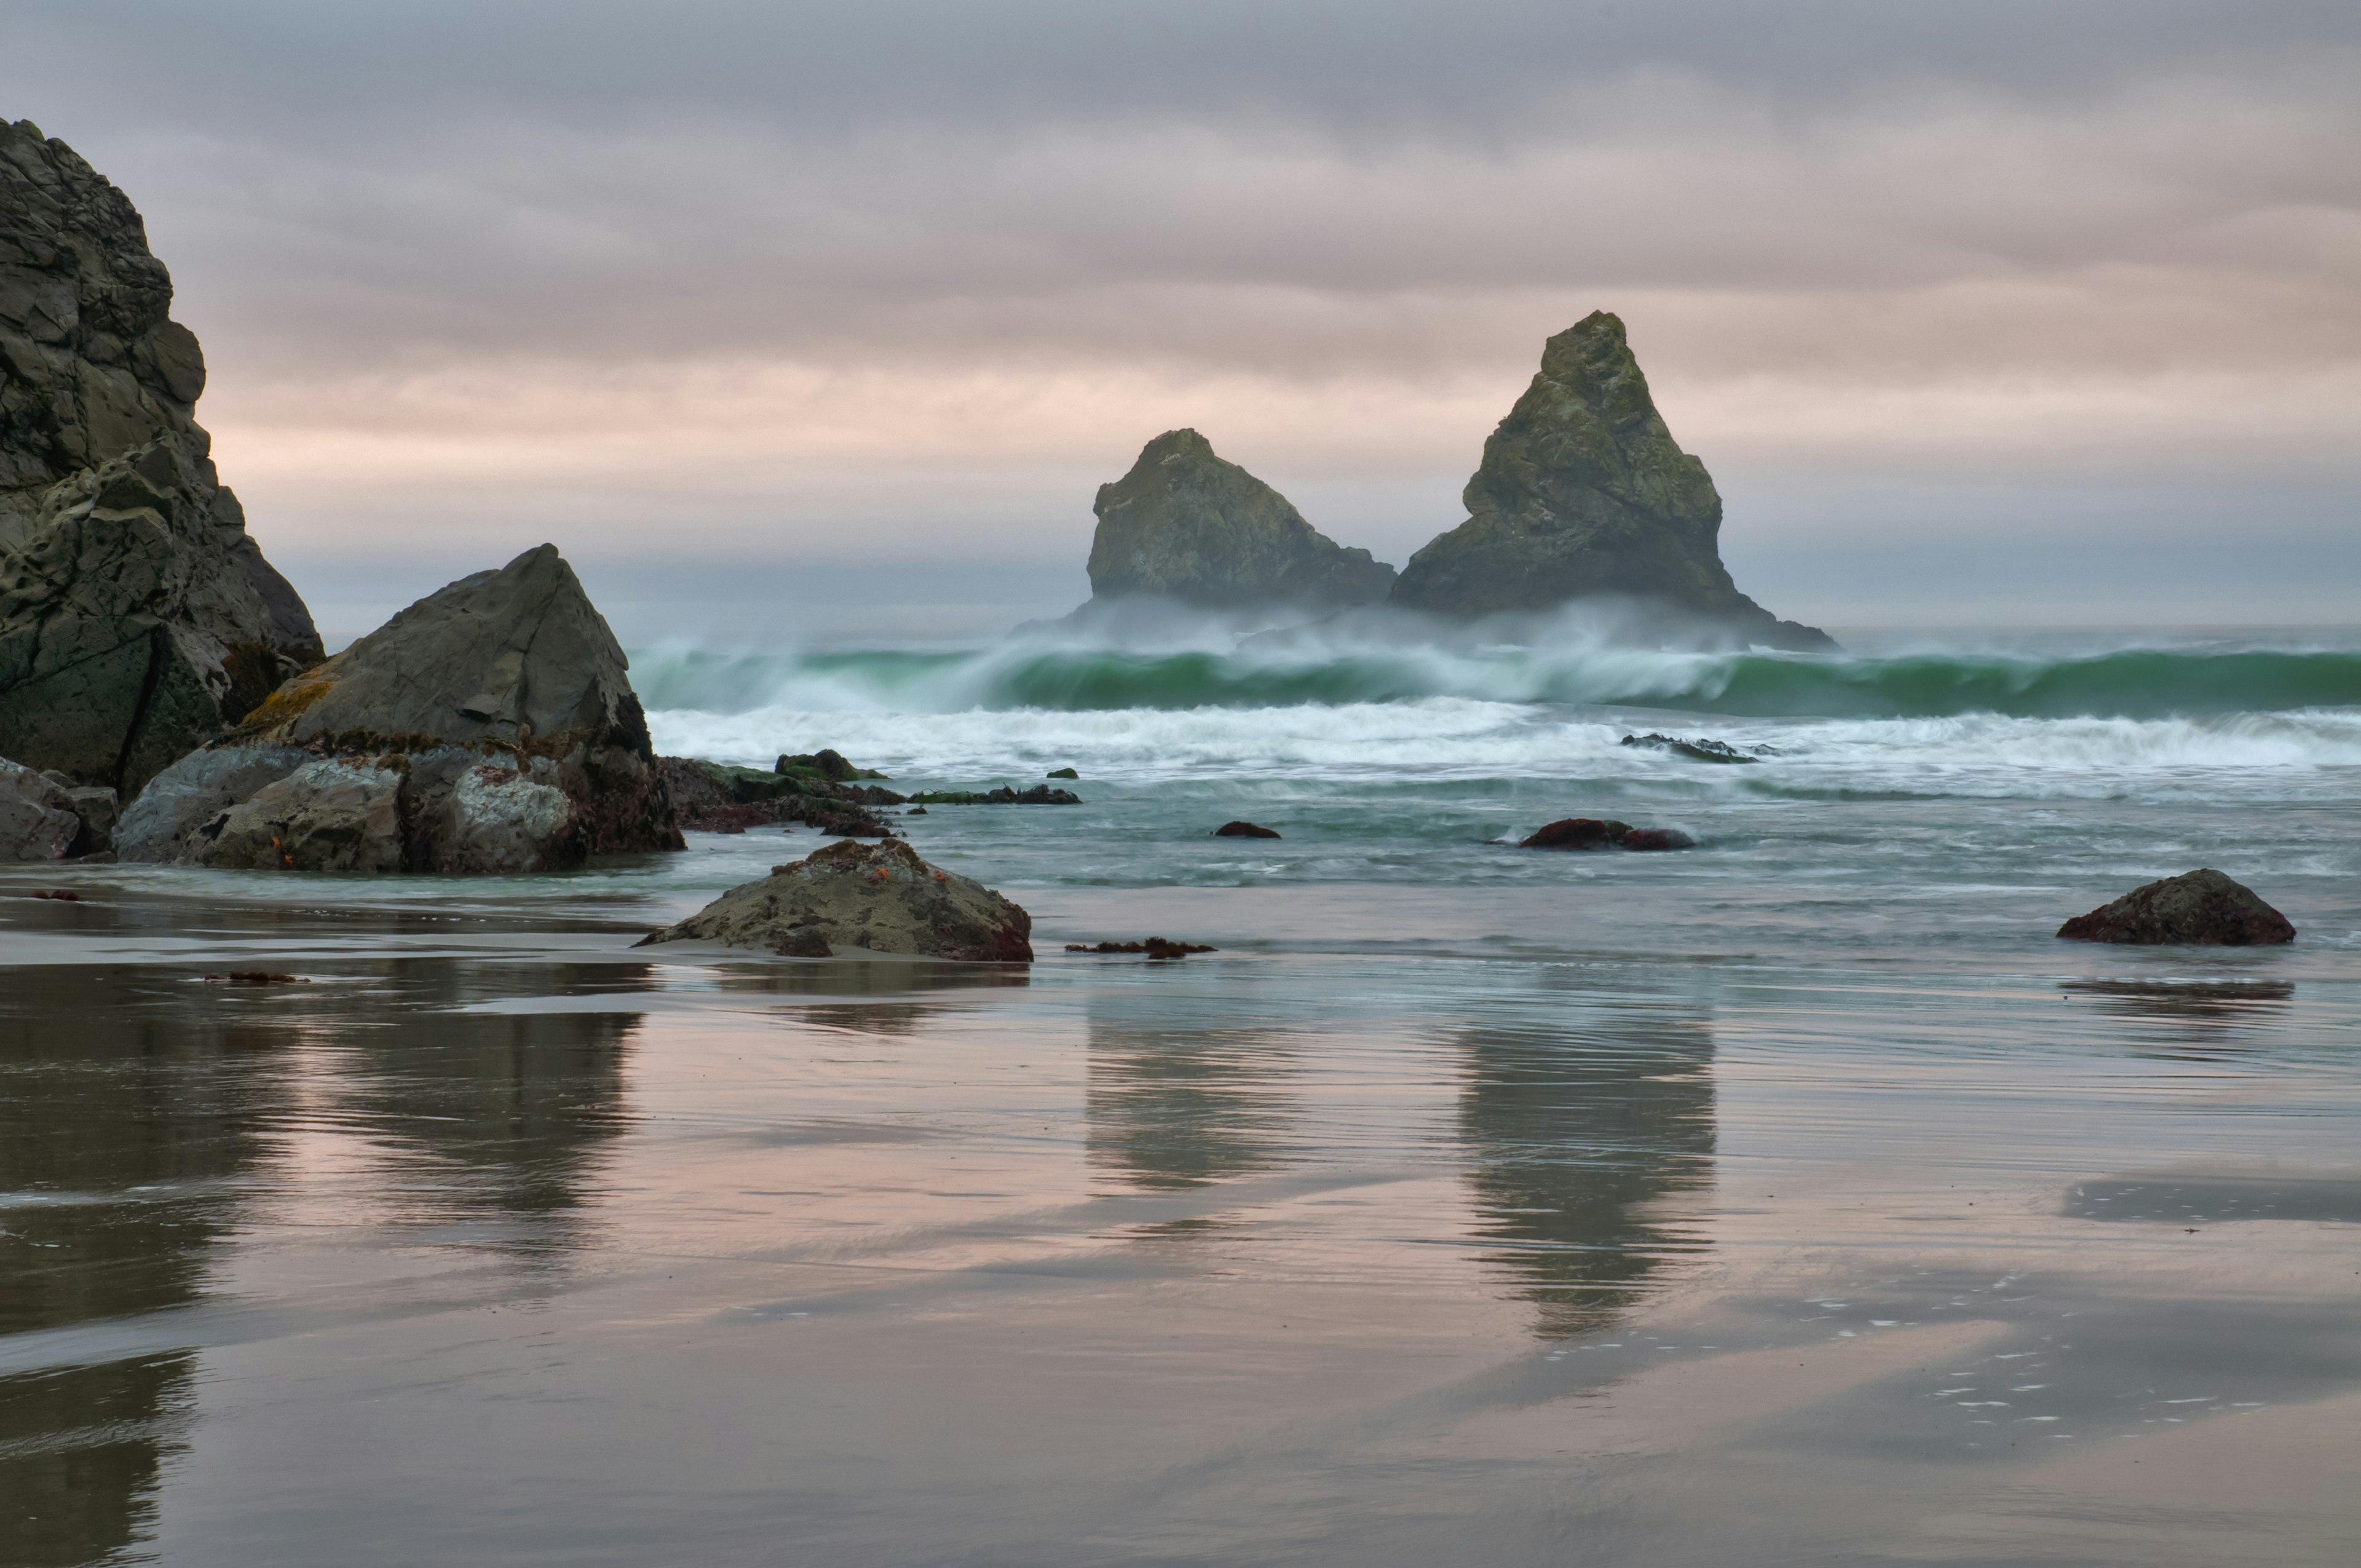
[0,755,79,860]
[0,121,322,793]
[2057,869,2295,946]
[1086,430,1396,609]
[642,837,1034,961]
[1391,313,1831,651]
[119,545,682,871]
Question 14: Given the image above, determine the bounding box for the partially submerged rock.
[1047,766,1079,779]
[908,784,1080,805]
[1521,817,1696,852]
[1064,937,1217,959]
[1621,732,1762,764]
[0,122,321,793]
[640,837,1033,962]
[2058,870,2295,946]
[1082,429,1396,610]
[1213,820,1280,839]
[1390,312,1832,651]
[120,545,681,871]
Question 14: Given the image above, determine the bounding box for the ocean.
[4,620,2357,1564]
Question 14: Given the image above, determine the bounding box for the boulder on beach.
[1521,817,1696,852]
[2057,869,2295,946]
[1213,820,1280,839]
[118,545,682,871]
[639,837,1034,962]
[0,122,322,793]
[1389,312,1832,652]
[1082,429,1396,610]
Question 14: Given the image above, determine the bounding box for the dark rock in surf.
[908,784,1080,805]
[1520,817,1695,852]
[1213,820,1281,839]
[1064,937,1217,959]
[1047,766,1079,779]
[1389,312,1832,652]
[659,755,900,837]
[0,123,323,792]
[1621,732,1760,764]
[639,836,1034,962]
[1085,429,1395,610]
[2057,870,2295,946]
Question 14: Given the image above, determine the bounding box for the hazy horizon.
[7,1,2357,646]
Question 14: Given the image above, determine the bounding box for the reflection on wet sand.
[0,961,651,1563]
[1084,990,1299,1197]
[709,958,1029,1038]
[0,965,286,1566]
[2060,980,2296,1060]
[1454,992,1716,1338]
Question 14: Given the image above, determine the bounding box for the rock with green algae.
[1389,312,1832,651]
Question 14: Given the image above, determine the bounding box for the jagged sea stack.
[0,120,322,792]
[1085,429,1395,610]
[1390,313,1832,651]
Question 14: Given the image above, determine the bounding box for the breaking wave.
[633,637,2361,723]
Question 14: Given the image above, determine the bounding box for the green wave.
[634,645,2361,720]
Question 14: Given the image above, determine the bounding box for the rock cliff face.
[119,545,681,870]
[0,120,321,792]
[1086,430,1395,610]
[1390,313,1830,650]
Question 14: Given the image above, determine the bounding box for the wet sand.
[3,870,2357,1565]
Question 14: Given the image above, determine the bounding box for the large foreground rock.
[119,545,682,871]
[1083,429,1396,610]
[1390,313,1832,651]
[641,837,1034,961]
[2058,870,2295,945]
[0,121,322,793]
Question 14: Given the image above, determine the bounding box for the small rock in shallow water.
[1047,767,1080,779]
[2058,869,2294,945]
[1066,937,1217,958]
[1521,817,1695,851]
[1214,821,1280,839]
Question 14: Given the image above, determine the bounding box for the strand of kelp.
[631,643,2361,721]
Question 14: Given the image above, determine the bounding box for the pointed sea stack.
[0,120,323,793]
[1085,429,1395,610]
[1390,313,1831,651]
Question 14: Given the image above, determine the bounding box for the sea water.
[2,621,2357,1565]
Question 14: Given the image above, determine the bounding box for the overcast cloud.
[7,1,2357,641]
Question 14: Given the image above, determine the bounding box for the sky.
[7,1,2358,644]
